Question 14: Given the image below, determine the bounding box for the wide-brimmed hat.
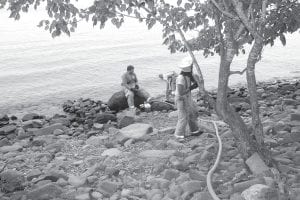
[179,57,193,72]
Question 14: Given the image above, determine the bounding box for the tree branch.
[210,0,239,20]
[231,0,262,39]
[230,68,247,75]
[234,0,254,40]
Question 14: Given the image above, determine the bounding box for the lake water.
[0,10,299,116]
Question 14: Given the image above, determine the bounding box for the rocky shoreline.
[0,79,299,200]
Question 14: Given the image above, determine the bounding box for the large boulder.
[107,91,146,112]
[94,113,117,124]
[241,184,279,200]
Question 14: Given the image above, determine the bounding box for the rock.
[230,193,244,200]
[86,135,108,146]
[45,141,65,153]
[22,113,40,121]
[120,123,153,139]
[53,129,64,135]
[0,114,9,127]
[101,148,122,157]
[0,138,10,147]
[181,181,204,196]
[0,170,25,193]
[188,170,206,181]
[139,150,176,159]
[75,193,90,200]
[50,117,71,126]
[93,123,104,130]
[94,113,117,124]
[184,153,202,164]
[0,143,22,153]
[107,90,146,112]
[169,156,189,171]
[33,123,65,136]
[149,178,171,189]
[283,99,299,106]
[68,175,86,187]
[291,113,300,121]
[22,119,43,130]
[233,178,265,193]
[163,169,180,181]
[0,125,16,135]
[118,115,135,128]
[97,181,122,197]
[191,192,213,200]
[245,153,269,175]
[159,127,175,135]
[241,184,279,200]
[150,101,175,111]
[26,183,63,200]
[27,169,42,181]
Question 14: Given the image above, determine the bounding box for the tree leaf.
[279,34,286,46]
[177,0,182,6]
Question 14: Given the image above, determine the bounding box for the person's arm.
[121,74,132,90]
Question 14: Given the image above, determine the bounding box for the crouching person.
[121,65,152,111]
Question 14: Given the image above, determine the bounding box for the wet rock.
[101,148,122,157]
[22,113,41,121]
[68,174,86,187]
[0,170,25,193]
[0,114,9,127]
[26,183,63,200]
[241,184,279,200]
[120,123,153,139]
[0,125,16,135]
[94,113,117,124]
[107,90,146,112]
[245,153,269,175]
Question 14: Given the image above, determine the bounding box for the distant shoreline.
[1,76,298,119]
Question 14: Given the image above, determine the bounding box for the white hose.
[199,119,223,200]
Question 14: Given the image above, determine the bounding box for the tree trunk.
[216,44,253,159]
[246,38,264,146]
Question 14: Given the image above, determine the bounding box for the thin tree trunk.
[216,44,253,159]
[246,38,264,145]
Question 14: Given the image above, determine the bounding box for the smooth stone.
[22,113,40,121]
[118,115,135,128]
[33,123,65,136]
[181,181,205,196]
[0,143,22,153]
[97,181,122,197]
[0,125,16,135]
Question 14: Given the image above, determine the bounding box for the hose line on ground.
[199,119,223,200]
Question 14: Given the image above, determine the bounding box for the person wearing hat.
[174,57,202,139]
[121,65,152,111]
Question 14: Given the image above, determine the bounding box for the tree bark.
[246,38,264,146]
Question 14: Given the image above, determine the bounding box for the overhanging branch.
[210,0,239,20]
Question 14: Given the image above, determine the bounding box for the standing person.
[158,71,178,101]
[174,57,202,139]
[121,65,152,111]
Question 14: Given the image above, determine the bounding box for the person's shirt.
[175,74,192,97]
[121,72,137,89]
